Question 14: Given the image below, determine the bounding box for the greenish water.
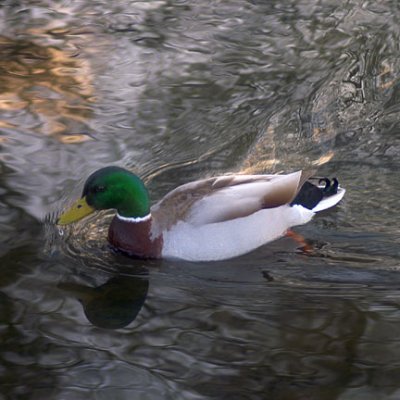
[1,1,400,399]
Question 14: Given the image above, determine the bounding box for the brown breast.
[108,216,163,259]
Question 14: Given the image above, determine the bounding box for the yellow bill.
[57,197,95,225]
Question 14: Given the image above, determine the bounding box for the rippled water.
[1,1,400,399]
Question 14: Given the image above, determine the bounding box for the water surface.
[1,1,400,399]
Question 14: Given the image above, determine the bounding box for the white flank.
[116,213,151,223]
[162,204,314,262]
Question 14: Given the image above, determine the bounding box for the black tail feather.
[291,177,339,210]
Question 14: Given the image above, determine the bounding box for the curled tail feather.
[291,177,345,212]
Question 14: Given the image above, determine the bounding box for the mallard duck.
[57,166,345,261]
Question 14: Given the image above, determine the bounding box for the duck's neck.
[108,213,163,259]
[112,173,150,218]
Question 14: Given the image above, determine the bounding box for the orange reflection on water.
[240,125,278,174]
[377,61,396,90]
[240,116,336,174]
[59,134,92,144]
[0,35,94,142]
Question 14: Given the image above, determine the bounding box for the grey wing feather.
[151,171,308,231]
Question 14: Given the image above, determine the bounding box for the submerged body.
[58,167,345,261]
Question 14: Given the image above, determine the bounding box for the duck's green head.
[57,166,150,225]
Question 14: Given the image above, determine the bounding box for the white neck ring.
[116,213,151,223]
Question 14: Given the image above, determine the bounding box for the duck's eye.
[92,185,106,194]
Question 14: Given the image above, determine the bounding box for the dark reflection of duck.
[58,274,149,329]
